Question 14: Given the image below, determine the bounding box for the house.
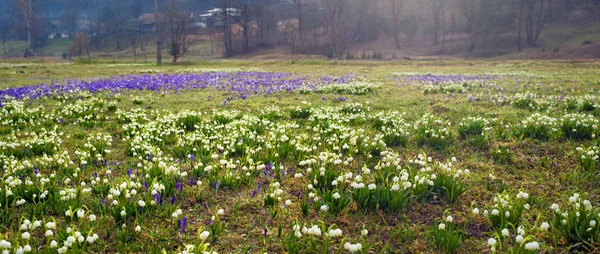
[48,31,69,39]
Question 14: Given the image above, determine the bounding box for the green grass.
[0,59,600,253]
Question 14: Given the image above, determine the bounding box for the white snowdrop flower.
[331,180,338,186]
[505,211,511,217]
[446,216,453,223]
[487,238,497,247]
[590,220,597,227]
[0,240,11,248]
[78,236,85,243]
[89,214,96,221]
[438,223,446,230]
[120,210,127,217]
[524,241,540,250]
[65,210,71,217]
[45,230,53,237]
[21,232,31,240]
[138,200,146,207]
[199,231,210,241]
[320,205,329,212]
[515,235,524,244]
[491,209,499,216]
[501,228,510,237]
[285,200,292,206]
[135,225,141,232]
[77,209,85,218]
[86,236,95,244]
[472,208,480,215]
[328,228,343,237]
[550,203,560,212]
[50,240,58,248]
[361,228,368,236]
[32,220,41,229]
[23,245,31,252]
[332,192,341,199]
[540,222,550,231]
[45,222,56,229]
[217,209,225,215]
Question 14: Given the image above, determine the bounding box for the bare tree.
[217,0,236,57]
[389,0,404,49]
[165,0,195,63]
[62,0,80,40]
[321,0,346,61]
[69,32,92,60]
[458,0,493,51]
[15,0,33,57]
[0,10,12,56]
[129,30,146,62]
[525,0,553,47]
[238,3,252,53]
[154,0,163,65]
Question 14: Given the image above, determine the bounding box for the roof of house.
[139,13,165,20]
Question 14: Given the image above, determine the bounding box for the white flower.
[217,209,224,215]
[135,225,141,232]
[361,228,368,236]
[524,241,540,250]
[199,231,210,241]
[446,216,453,223]
[590,220,597,227]
[328,228,343,237]
[285,200,292,206]
[45,222,56,229]
[332,192,341,199]
[320,205,329,212]
[515,235,524,244]
[491,209,499,216]
[472,208,480,215]
[368,183,376,190]
[45,230,53,237]
[77,209,85,218]
[505,211,510,217]
[138,200,146,207]
[21,232,30,240]
[120,210,127,217]
[89,214,97,221]
[50,240,58,248]
[501,228,510,237]
[0,240,10,249]
[540,222,550,231]
[438,223,446,230]
[487,238,497,247]
[344,242,363,253]
[23,245,31,252]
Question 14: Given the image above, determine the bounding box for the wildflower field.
[1,60,600,253]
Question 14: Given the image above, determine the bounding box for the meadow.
[0,59,600,253]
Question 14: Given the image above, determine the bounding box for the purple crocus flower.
[257,181,262,192]
[263,228,268,238]
[215,181,220,191]
[171,195,176,205]
[182,216,187,233]
[252,189,257,198]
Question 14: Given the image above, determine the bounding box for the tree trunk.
[154,0,162,65]
[517,0,524,52]
[469,32,477,51]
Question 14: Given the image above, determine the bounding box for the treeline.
[0,0,599,60]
